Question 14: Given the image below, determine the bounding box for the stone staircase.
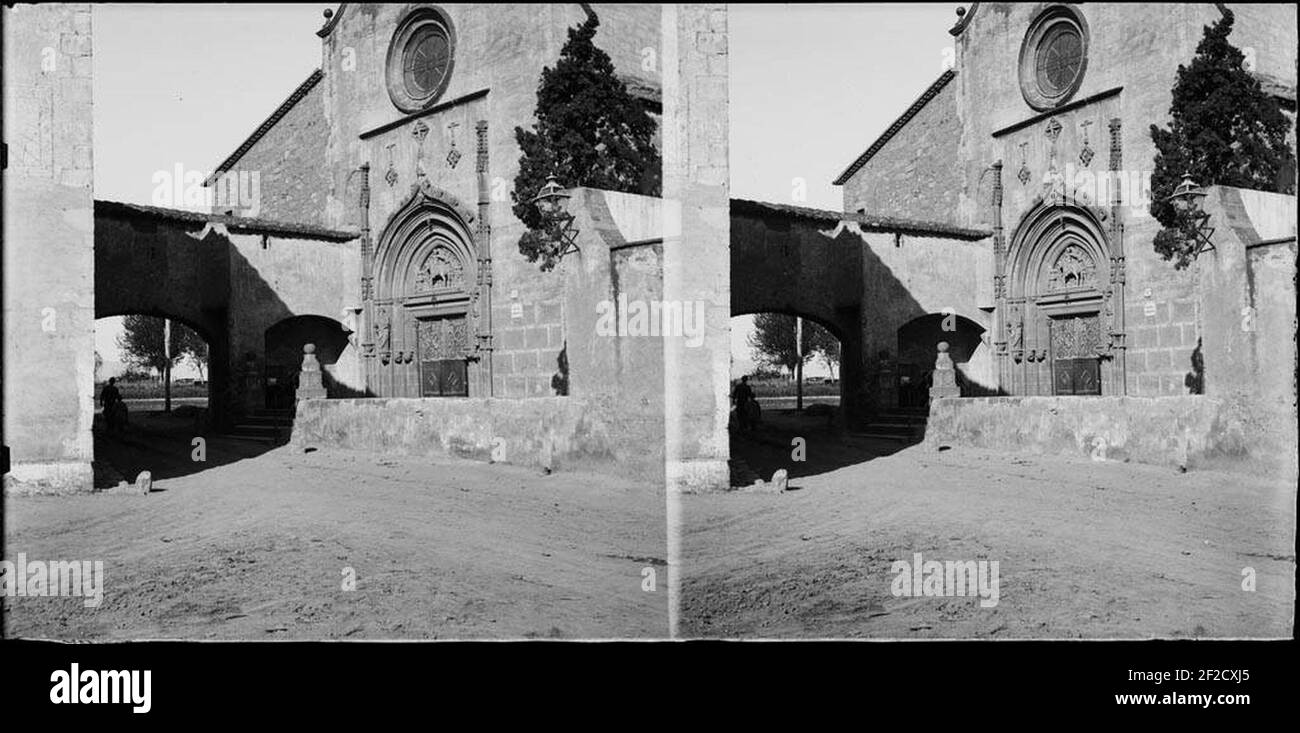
[852,406,929,442]
[222,407,295,445]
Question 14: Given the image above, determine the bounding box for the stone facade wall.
[198,5,662,402]
[1195,187,1298,481]
[291,395,654,478]
[314,4,661,400]
[925,395,1253,473]
[227,231,363,407]
[562,188,666,482]
[839,79,962,224]
[210,78,331,229]
[93,207,361,422]
[663,4,730,493]
[852,2,1295,400]
[3,4,96,493]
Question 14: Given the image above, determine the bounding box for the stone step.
[219,432,285,445]
[864,421,920,430]
[229,424,285,435]
[252,408,295,419]
[238,415,295,428]
[852,430,918,442]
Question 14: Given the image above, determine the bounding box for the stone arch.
[1006,199,1111,299]
[733,306,862,426]
[895,312,991,406]
[94,308,229,428]
[263,315,353,408]
[370,180,485,397]
[1003,200,1122,395]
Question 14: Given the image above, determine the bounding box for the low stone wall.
[924,396,1265,473]
[292,396,662,481]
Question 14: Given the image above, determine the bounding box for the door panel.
[1050,314,1101,396]
[418,315,469,397]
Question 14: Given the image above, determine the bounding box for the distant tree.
[118,316,206,376]
[173,326,208,380]
[749,314,838,377]
[806,324,841,378]
[512,14,661,271]
[117,315,176,376]
[1148,8,1296,269]
[94,350,103,382]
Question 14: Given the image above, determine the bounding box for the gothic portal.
[367,180,488,398]
[1000,198,1125,396]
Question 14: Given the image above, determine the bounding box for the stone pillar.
[296,344,327,401]
[929,342,961,400]
[662,3,731,640]
[3,5,96,494]
[662,4,730,493]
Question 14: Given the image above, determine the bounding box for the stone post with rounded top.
[296,343,327,401]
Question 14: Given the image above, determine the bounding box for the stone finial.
[296,343,327,401]
[929,341,961,400]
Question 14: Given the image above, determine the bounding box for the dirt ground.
[4,412,668,640]
[682,412,1296,639]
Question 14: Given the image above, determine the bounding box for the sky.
[727,3,957,377]
[89,4,956,379]
[93,4,325,378]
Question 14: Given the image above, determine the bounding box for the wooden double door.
[1050,313,1101,396]
[418,314,469,397]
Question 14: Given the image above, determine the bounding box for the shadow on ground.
[729,408,917,486]
[93,408,277,488]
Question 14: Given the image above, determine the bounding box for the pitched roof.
[730,198,990,241]
[95,200,358,241]
[203,68,324,186]
[832,69,956,186]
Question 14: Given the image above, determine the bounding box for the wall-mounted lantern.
[1165,171,1215,255]
[531,173,579,255]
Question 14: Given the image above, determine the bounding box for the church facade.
[836,2,1296,400]
[206,3,662,405]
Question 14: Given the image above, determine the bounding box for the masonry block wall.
[663,4,730,493]
[562,188,666,481]
[210,74,330,229]
[316,3,661,400]
[838,77,962,225]
[3,4,96,493]
[1196,187,1298,479]
[848,2,1295,399]
[200,5,662,401]
[958,3,1295,398]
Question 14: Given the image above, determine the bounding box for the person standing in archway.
[732,375,756,432]
[100,377,125,434]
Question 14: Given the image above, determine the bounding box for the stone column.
[3,4,96,494]
[296,343,327,401]
[661,5,730,493]
[662,3,731,639]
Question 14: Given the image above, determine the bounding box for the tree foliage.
[117,315,206,377]
[512,14,661,271]
[1148,9,1296,269]
[748,313,839,376]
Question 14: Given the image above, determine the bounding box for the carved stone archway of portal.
[369,179,486,397]
[1002,200,1124,396]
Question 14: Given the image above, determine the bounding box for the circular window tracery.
[1019,6,1088,111]
[386,7,455,113]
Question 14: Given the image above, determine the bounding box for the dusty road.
[4,417,667,640]
[682,418,1295,639]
